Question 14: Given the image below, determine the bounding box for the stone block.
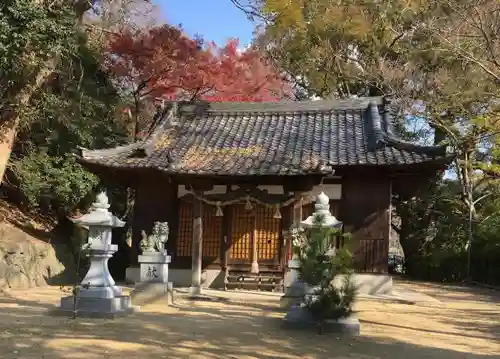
[125,266,140,284]
[281,278,308,309]
[51,295,136,318]
[279,294,303,309]
[283,304,360,335]
[281,263,307,309]
[130,282,174,306]
[139,253,171,284]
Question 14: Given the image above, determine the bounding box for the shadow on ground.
[396,279,500,304]
[0,283,499,359]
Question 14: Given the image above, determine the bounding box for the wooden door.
[176,201,222,267]
[254,205,281,265]
[229,204,252,264]
[202,203,223,265]
[228,203,281,266]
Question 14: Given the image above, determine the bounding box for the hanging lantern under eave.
[215,202,223,217]
[273,205,282,219]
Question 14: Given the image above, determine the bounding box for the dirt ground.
[0,281,499,359]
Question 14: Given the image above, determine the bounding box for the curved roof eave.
[368,101,450,157]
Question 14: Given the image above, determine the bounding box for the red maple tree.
[198,38,289,102]
[105,24,290,103]
[105,24,290,138]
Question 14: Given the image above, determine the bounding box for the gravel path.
[0,281,498,359]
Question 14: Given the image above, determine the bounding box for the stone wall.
[0,222,65,292]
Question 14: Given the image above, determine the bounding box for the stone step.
[228,267,283,273]
[227,270,283,275]
[226,281,281,287]
[226,279,283,287]
[225,267,285,292]
[225,281,284,292]
[227,272,283,279]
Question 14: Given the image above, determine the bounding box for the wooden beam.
[169,183,180,257]
[190,191,203,295]
[184,182,214,192]
[174,174,325,186]
[178,187,295,205]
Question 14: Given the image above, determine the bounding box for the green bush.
[12,152,98,215]
[7,32,129,218]
[292,214,357,327]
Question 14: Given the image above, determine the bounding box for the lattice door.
[177,201,193,257]
[229,204,252,262]
[254,205,281,263]
[202,203,222,260]
[176,201,222,260]
[229,203,281,264]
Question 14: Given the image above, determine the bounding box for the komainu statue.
[139,221,169,253]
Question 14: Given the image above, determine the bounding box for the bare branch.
[229,0,269,22]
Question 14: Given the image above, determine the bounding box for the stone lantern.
[300,192,342,229]
[57,192,135,317]
[282,191,360,335]
[281,191,343,309]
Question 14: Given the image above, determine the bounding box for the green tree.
[292,215,356,331]
[235,0,500,281]
[0,0,151,188]
[7,36,128,218]
[0,0,81,184]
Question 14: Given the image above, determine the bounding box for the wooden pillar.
[222,205,232,269]
[283,182,306,267]
[130,186,141,266]
[384,179,393,273]
[293,196,304,224]
[281,204,294,268]
[250,215,259,273]
[191,191,203,295]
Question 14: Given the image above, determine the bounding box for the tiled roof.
[78,97,451,176]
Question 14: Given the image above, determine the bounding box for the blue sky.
[152,0,255,47]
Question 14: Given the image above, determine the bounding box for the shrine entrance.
[228,203,282,268]
[225,202,284,291]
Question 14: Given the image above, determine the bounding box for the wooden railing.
[283,230,389,274]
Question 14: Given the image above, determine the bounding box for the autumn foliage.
[105,24,290,103]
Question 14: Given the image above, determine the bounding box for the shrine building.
[78,97,452,294]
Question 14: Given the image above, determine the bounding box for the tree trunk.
[0,0,96,185]
[0,126,17,186]
[0,63,56,184]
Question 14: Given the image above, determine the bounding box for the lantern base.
[283,304,360,335]
[51,294,136,318]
